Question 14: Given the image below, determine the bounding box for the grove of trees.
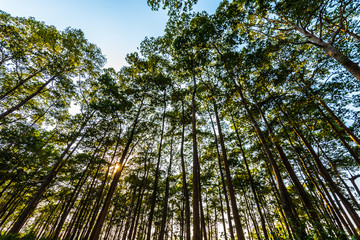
[1,0,360,239]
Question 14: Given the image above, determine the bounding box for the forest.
[0,0,360,239]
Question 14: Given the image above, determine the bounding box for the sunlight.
[114,163,120,172]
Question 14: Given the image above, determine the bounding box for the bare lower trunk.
[158,136,173,240]
[231,114,269,240]
[212,102,245,240]
[88,99,144,240]
[191,70,201,240]
[180,99,191,240]
[146,92,167,240]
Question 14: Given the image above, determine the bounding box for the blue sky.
[0,0,220,70]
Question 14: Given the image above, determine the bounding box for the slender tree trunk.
[231,115,269,240]
[51,165,90,239]
[317,107,360,165]
[317,98,360,147]
[121,187,138,240]
[88,98,144,240]
[158,135,174,240]
[191,68,201,240]
[214,207,219,240]
[209,115,235,240]
[199,191,207,240]
[332,191,358,237]
[180,99,191,240]
[215,46,306,239]
[350,175,360,198]
[36,203,61,239]
[52,126,109,239]
[242,191,259,240]
[127,155,148,240]
[212,101,245,240]
[0,171,20,198]
[146,92,167,240]
[131,176,148,240]
[285,132,343,236]
[217,185,228,240]
[71,162,104,240]
[316,140,360,210]
[319,177,354,236]
[265,164,293,240]
[83,131,122,240]
[295,80,360,147]
[0,187,30,228]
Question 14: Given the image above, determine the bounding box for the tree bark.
[146,91,167,240]
[215,45,306,238]
[217,185,228,240]
[191,69,201,240]
[88,98,144,240]
[180,98,191,240]
[231,114,269,240]
[158,135,174,240]
[208,114,236,240]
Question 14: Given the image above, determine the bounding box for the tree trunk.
[294,80,360,148]
[350,175,360,198]
[212,101,245,240]
[209,115,235,240]
[127,155,148,240]
[217,185,228,240]
[146,91,167,240]
[215,45,306,238]
[53,125,109,239]
[51,164,90,239]
[285,129,344,237]
[231,114,269,240]
[88,98,144,240]
[280,106,360,230]
[317,98,360,147]
[180,99,191,240]
[121,187,138,240]
[158,135,174,240]
[317,107,360,166]
[191,69,201,240]
[199,190,207,240]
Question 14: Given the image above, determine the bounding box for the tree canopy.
[1,1,360,239]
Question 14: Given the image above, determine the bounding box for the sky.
[0,0,220,70]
